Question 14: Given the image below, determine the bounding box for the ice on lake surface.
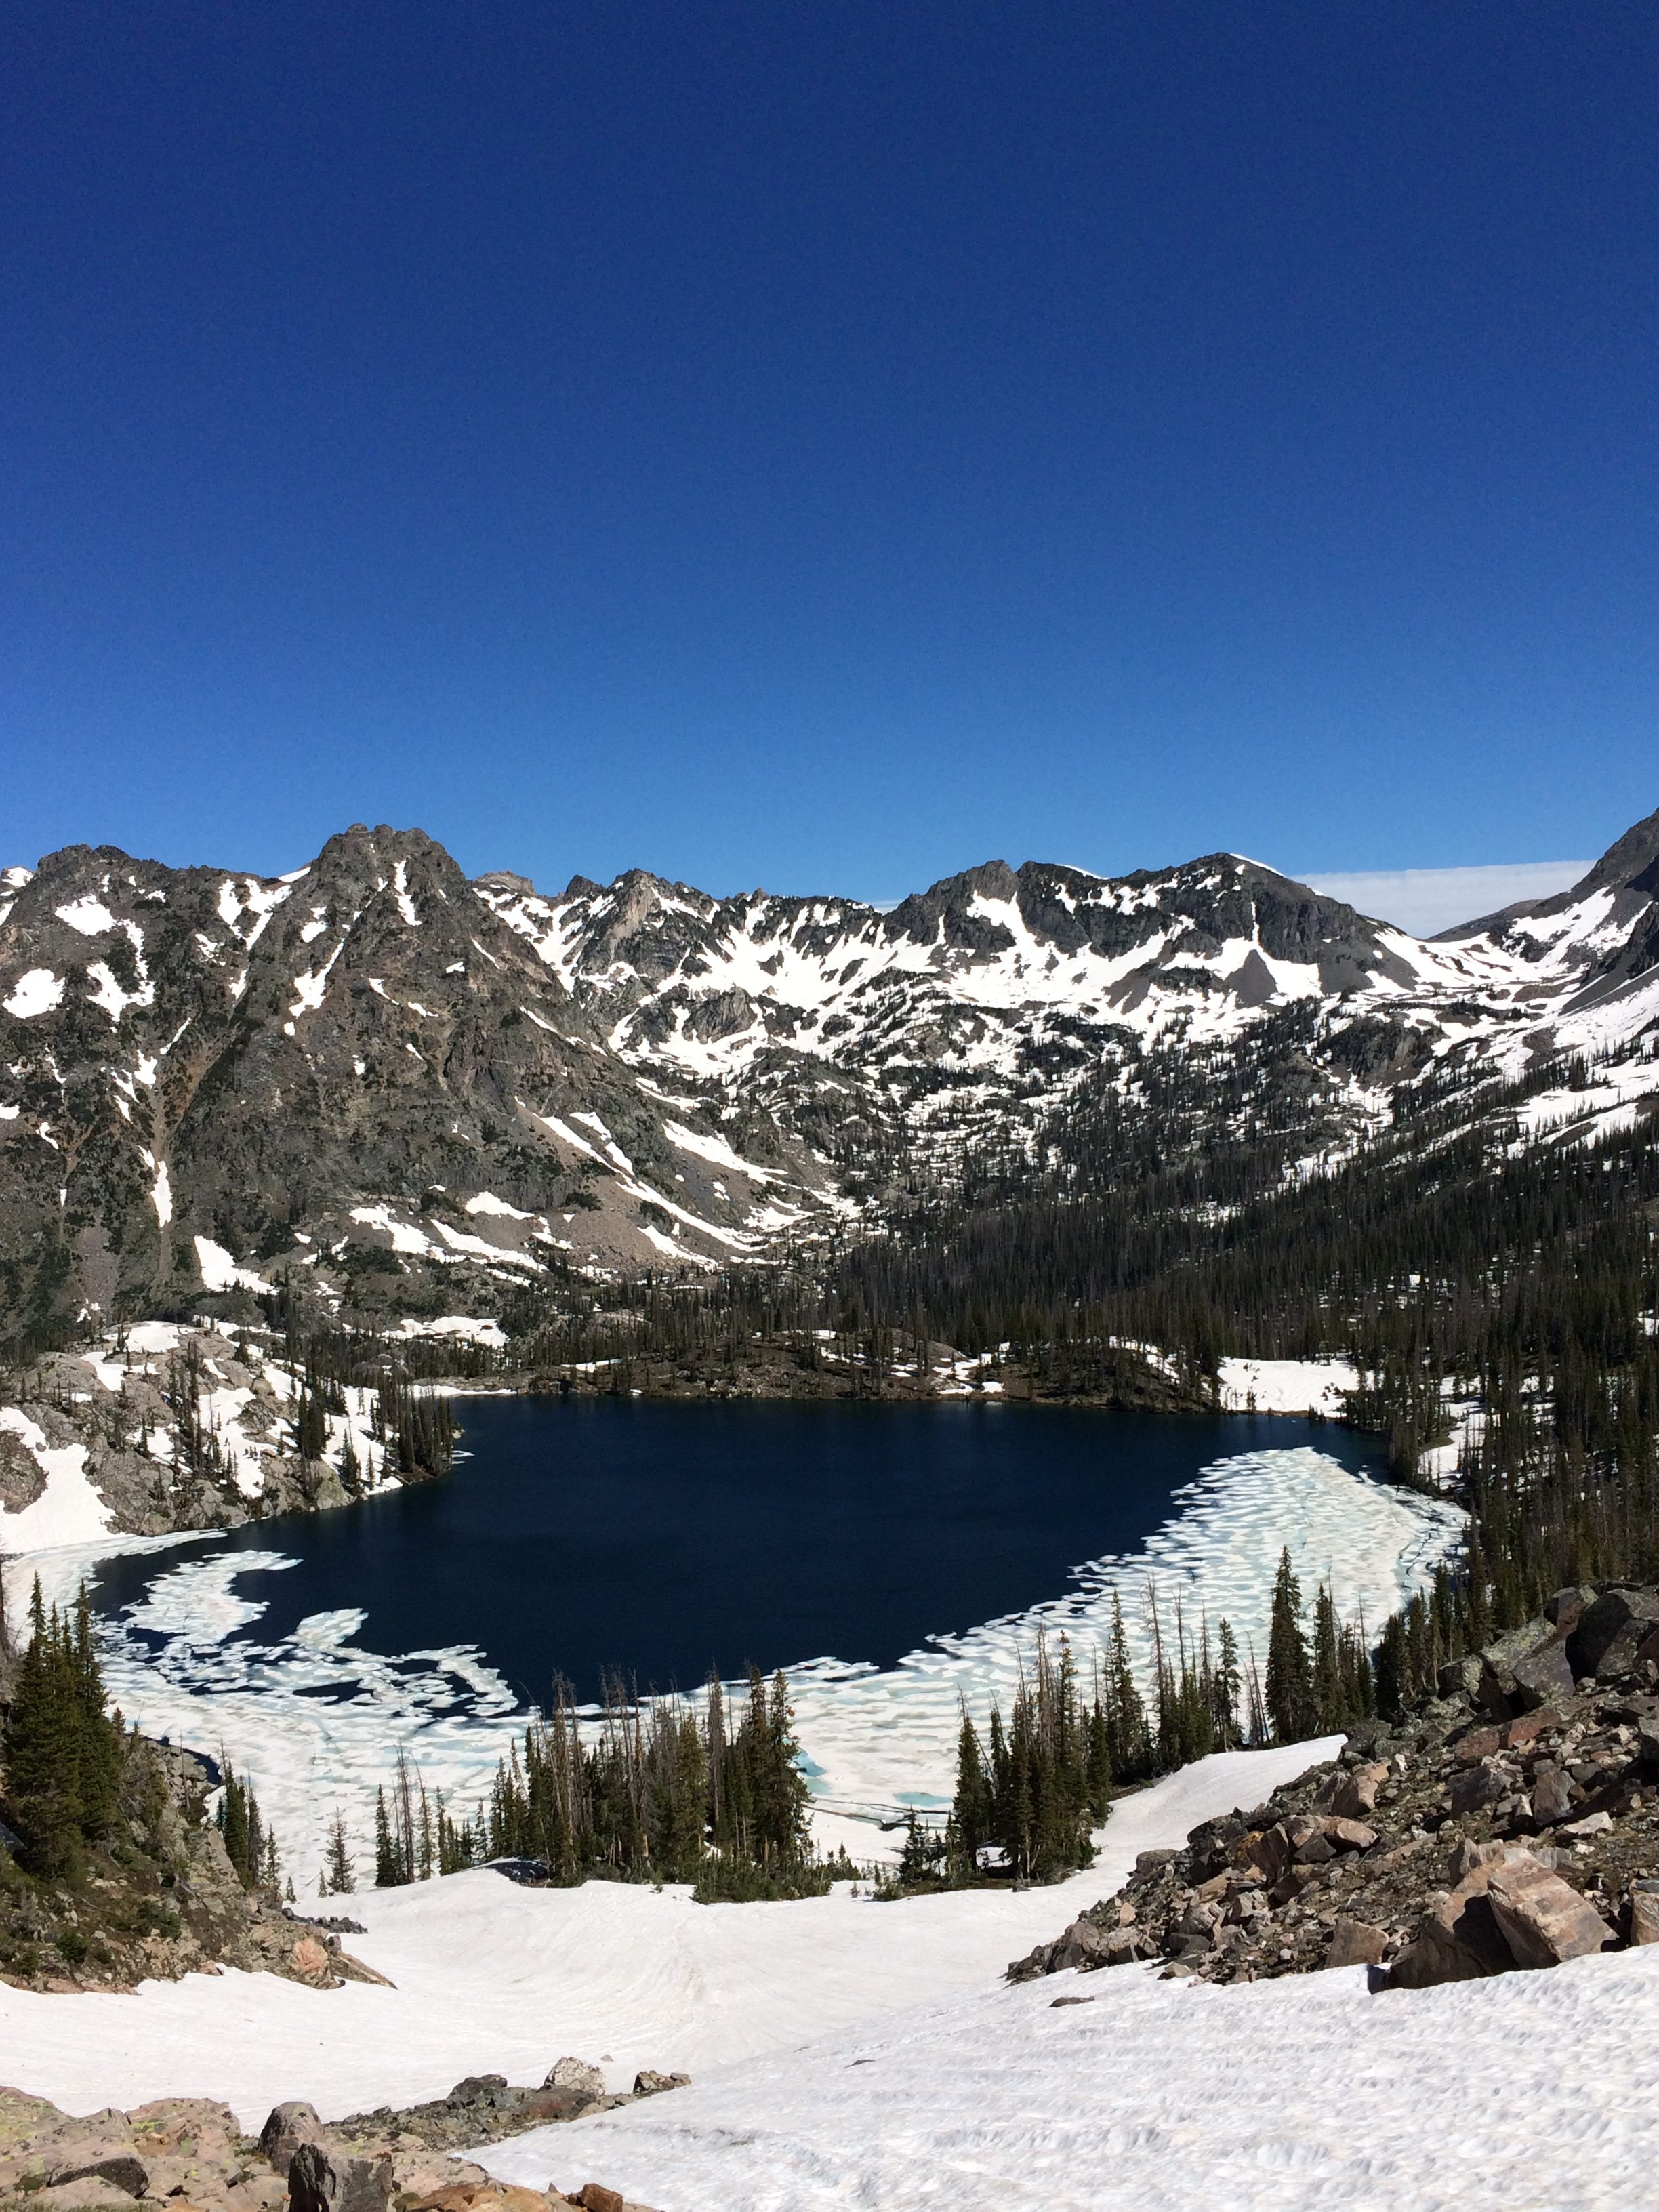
[8,1399,1462,1887]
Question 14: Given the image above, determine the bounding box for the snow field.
[0,1408,110,1548]
[0,1740,1339,2126]
[480,1939,1659,2212]
[1216,1357,1359,1416]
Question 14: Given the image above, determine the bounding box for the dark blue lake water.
[90,1397,1383,1705]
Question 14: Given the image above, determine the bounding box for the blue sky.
[2,3,1656,909]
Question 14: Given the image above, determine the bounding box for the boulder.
[1048,1918,1111,1971]
[1331,1762,1388,1818]
[1389,1885,1513,1987]
[1389,1848,1530,1987]
[1101,1928,1151,1965]
[1453,1726,1505,1766]
[630,2073,689,2098]
[1445,1838,1512,1884]
[1511,1640,1577,1709]
[1502,1710,1559,1750]
[1569,1589,1659,1680]
[1246,1824,1294,1881]
[1530,1763,1574,1824]
[290,1936,334,1982]
[403,2187,547,2212]
[389,2157,494,2201]
[1544,1586,1595,1635]
[514,2087,598,2125]
[1324,1919,1388,1969]
[1629,1886,1659,1947]
[288,2141,396,2212]
[259,2101,323,2175]
[1449,1763,1513,1819]
[1563,1810,1613,1838]
[1437,1653,1485,1702]
[1486,1857,1615,1969]
[1477,1620,1572,1717]
[542,2059,606,2102]
[47,2156,149,2198]
[447,2077,510,2107]
[28,2182,141,2212]
[1320,1816,1378,1851]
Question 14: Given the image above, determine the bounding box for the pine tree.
[951,1709,994,1870]
[1103,1591,1152,1782]
[373,1786,402,1887]
[2,1580,84,1875]
[1212,1618,1242,1748]
[1310,1585,1344,1731]
[218,1761,250,1877]
[1265,1550,1313,1743]
[322,1809,357,1894]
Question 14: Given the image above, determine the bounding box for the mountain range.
[1,806,1656,1350]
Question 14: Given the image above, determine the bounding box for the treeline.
[364,1667,850,1900]
[288,1326,458,1486]
[0,1581,123,1878]
[928,1563,1380,1889]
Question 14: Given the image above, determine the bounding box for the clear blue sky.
[3,3,1656,899]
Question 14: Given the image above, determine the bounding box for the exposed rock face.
[0,1326,397,1540]
[0,825,836,1347]
[1010,1583,1659,1993]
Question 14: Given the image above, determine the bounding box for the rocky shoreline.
[1012,1583,1659,1991]
[1,1328,407,1544]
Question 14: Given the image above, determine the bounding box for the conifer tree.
[322,1809,357,1893]
[2,1580,84,1875]
[373,1786,403,1887]
[1,1578,123,1877]
[1265,1550,1313,1743]
[951,1709,994,1870]
[1103,1591,1152,1782]
[1212,1619,1242,1748]
[1310,1585,1344,1731]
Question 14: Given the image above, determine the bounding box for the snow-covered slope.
[483,1937,1659,2212]
[5,1736,1654,2212]
[0,1739,1340,2122]
[480,813,1659,1187]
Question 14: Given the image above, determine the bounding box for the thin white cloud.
[1299,861,1589,939]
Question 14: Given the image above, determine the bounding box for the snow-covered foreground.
[0,1740,1337,2125]
[483,1944,1659,2212]
[6,1733,1656,2212]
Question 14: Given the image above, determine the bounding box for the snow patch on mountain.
[0,1409,112,1547]
[3,968,65,1019]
